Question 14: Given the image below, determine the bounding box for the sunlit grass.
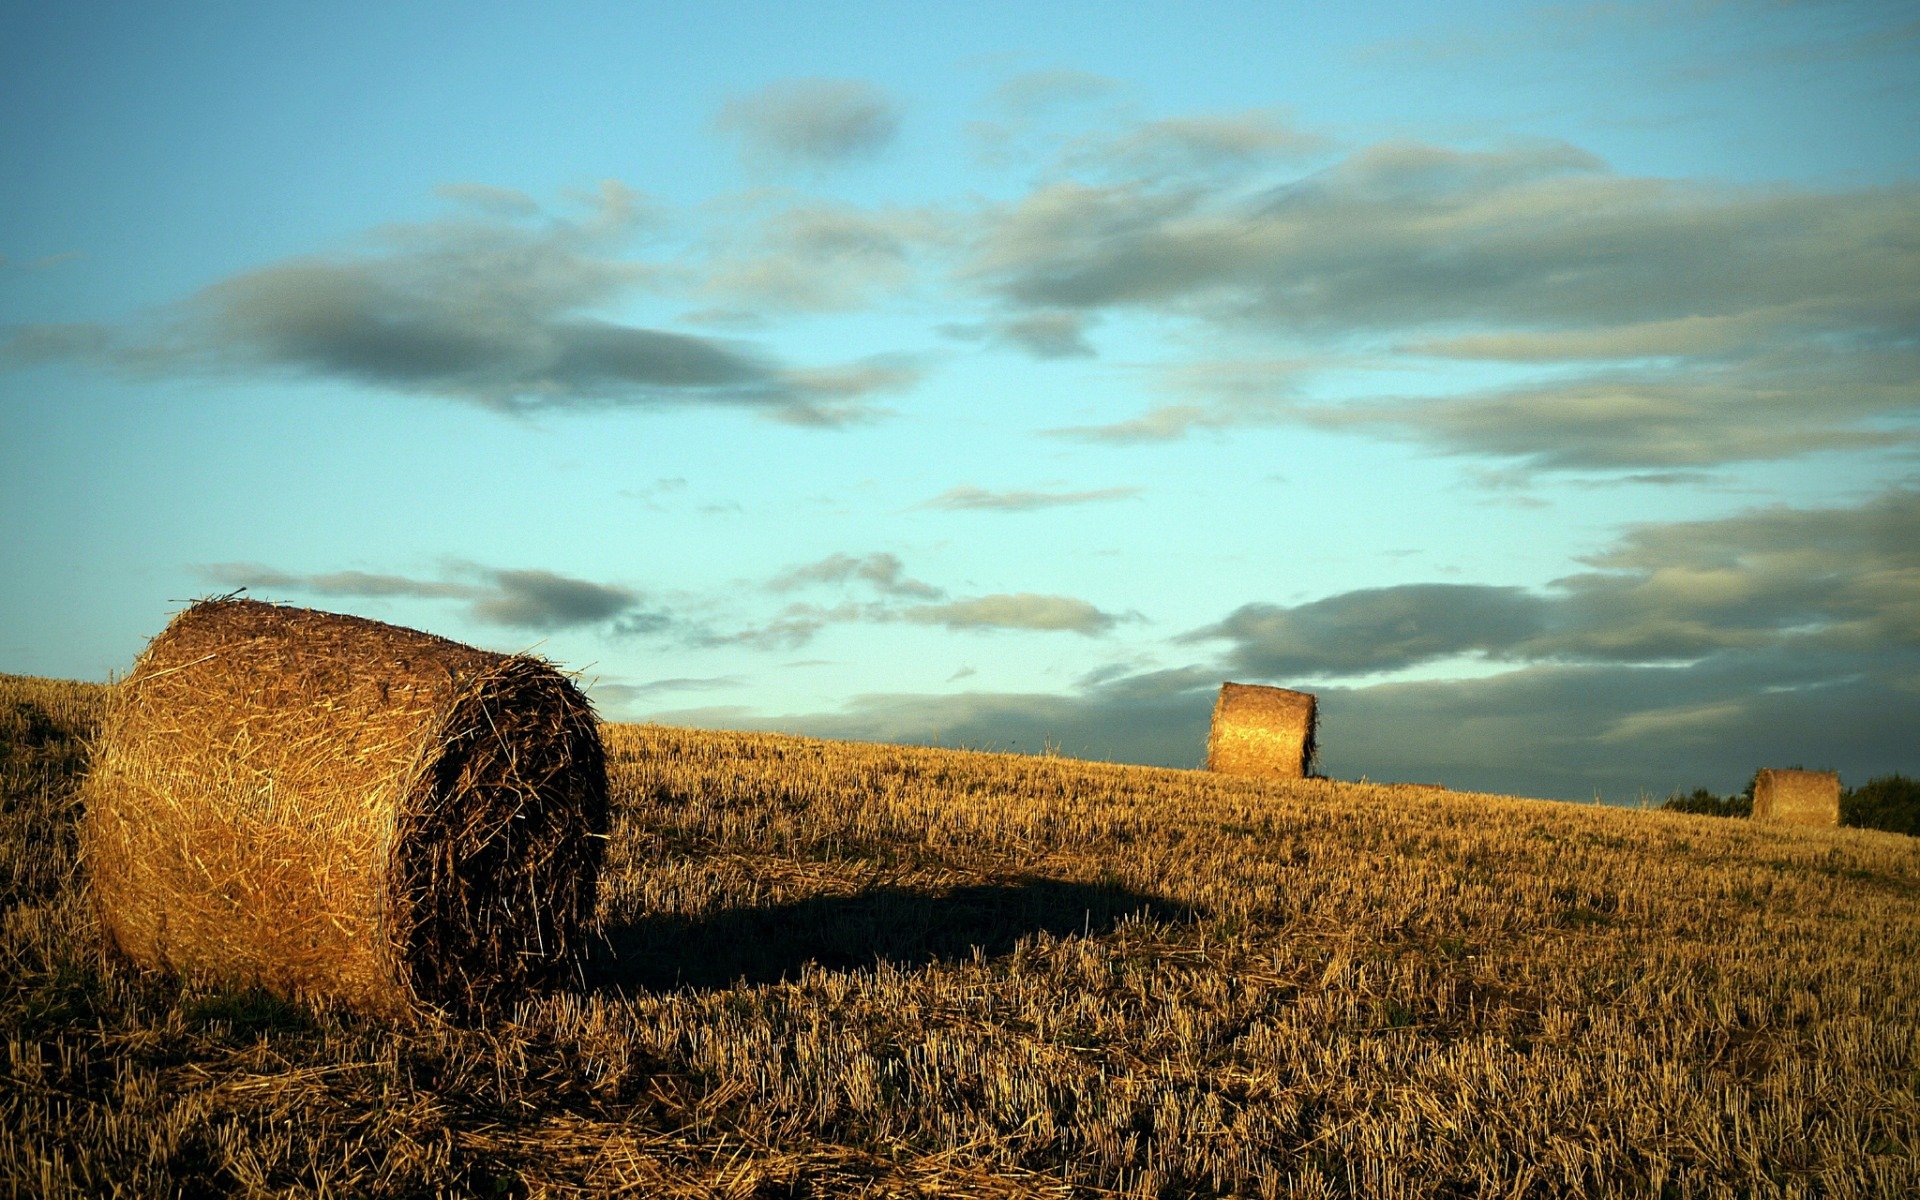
[3,673,1916,1197]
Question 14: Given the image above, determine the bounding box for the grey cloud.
[1,323,114,364]
[998,311,1096,358]
[990,70,1124,117]
[976,138,1918,331]
[1047,404,1230,444]
[1184,585,1550,678]
[433,182,542,217]
[1312,652,1920,802]
[717,79,900,168]
[1044,357,1316,443]
[591,676,741,708]
[699,602,883,652]
[646,492,1920,802]
[467,569,640,630]
[6,185,914,422]
[901,593,1122,636]
[654,644,1919,804]
[935,311,1097,358]
[1293,348,1920,471]
[769,356,925,427]
[1064,110,1327,180]
[768,552,944,600]
[649,665,1214,766]
[199,561,664,634]
[1186,489,1920,677]
[972,135,1919,467]
[701,203,949,312]
[745,567,1122,644]
[920,484,1142,511]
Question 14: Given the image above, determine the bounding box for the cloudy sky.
[4,1,1916,802]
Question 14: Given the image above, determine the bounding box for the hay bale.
[1206,682,1317,780]
[1751,768,1840,827]
[80,599,608,1017]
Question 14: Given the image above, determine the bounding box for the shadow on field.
[585,877,1194,994]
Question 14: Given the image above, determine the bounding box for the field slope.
[3,672,1917,1198]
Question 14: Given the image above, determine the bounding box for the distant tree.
[1660,787,1751,818]
[1842,774,1920,837]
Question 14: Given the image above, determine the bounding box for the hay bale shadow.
[586,878,1195,994]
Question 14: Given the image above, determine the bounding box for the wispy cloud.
[767,552,944,599]
[920,484,1142,511]
[591,675,742,705]
[2,185,919,422]
[731,556,1128,645]
[715,79,900,169]
[688,492,1920,798]
[1061,109,1327,180]
[697,200,951,313]
[1184,488,1920,677]
[902,593,1123,636]
[199,561,668,634]
[972,136,1920,467]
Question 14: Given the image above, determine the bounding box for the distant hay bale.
[1751,768,1840,827]
[80,599,609,1018]
[1206,682,1318,780]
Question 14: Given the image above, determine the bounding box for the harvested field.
[80,600,608,1017]
[4,670,1919,1197]
[1753,768,1842,828]
[1207,682,1317,779]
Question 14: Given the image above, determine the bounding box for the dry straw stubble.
[1206,681,1317,779]
[79,598,609,1017]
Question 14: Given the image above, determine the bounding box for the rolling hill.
[3,672,1915,1197]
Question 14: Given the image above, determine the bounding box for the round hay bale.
[80,598,609,1018]
[1206,681,1318,780]
[1751,768,1840,827]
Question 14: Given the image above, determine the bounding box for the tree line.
[1661,771,1920,836]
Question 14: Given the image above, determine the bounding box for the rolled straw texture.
[1751,768,1840,827]
[80,599,608,1017]
[1206,682,1318,780]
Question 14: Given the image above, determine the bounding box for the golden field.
[2,671,1916,1198]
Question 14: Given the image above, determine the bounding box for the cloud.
[1044,357,1321,443]
[1185,488,1920,677]
[1063,110,1327,180]
[716,79,900,168]
[901,593,1122,636]
[648,491,1920,802]
[432,181,542,218]
[698,201,950,313]
[767,552,944,600]
[591,675,741,707]
[1290,347,1919,471]
[648,665,1216,766]
[1312,653,1920,800]
[996,311,1097,358]
[937,310,1099,358]
[969,135,1920,467]
[1184,585,1550,678]
[4,184,916,421]
[1046,403,1229,444]
[920,484,1141,511]
[746,558,1124,644]
[465,568,640,630]
[1,322,114,364]
[661,642,1919,804]
[990,69,1124,117]
[199,561,667,633]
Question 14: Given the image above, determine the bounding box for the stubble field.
[2,671,1916,1197]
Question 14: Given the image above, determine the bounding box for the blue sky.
[4,0,1916,801]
